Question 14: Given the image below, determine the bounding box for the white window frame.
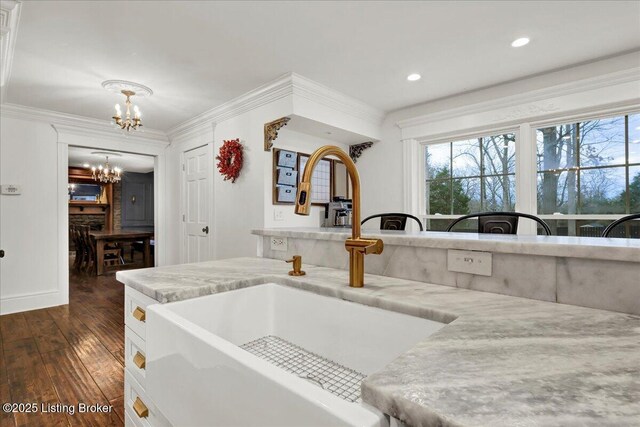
[419,126,523,231]
[417,107,640,235]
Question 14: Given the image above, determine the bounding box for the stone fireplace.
[69,214,106,231]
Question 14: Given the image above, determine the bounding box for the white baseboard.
[0,290,67,315]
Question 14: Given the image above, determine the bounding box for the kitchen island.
[117,256,640,427]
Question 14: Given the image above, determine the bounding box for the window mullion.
[515,123,537,234]
[449,142,454,215]
[479,137,484,211]
[575,122,581,216]
[625,115,630,213]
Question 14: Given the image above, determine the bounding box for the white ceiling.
[68,146,154,174]
[6,1,640,131]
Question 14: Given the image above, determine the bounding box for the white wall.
[358,116,404,227]
[163,142,182,265]
[0,116,63,313]
[213,102,276,260]
[264,128,349,229]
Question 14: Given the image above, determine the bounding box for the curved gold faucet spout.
[294,145,383,287]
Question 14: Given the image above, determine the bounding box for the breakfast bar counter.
[252,227,640,262]
[117,257,640,427]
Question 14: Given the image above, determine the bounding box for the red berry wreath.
[216,139,243,183]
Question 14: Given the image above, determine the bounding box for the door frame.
[180,142,215,263]
[55,124,168,306]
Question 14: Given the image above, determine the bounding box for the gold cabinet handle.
[133,397,149,418]
[132,306,146,322]
[133,351,146,369]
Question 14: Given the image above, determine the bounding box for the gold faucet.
[286,255,306,276]
[295,145,383,287]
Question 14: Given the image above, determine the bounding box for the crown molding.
[0,103,169,145]
[1,0,21,88]
[167,73,294,141]
[396,67,640,130]
[169,120,216,146]
[167,72,384,142]
[290,73,384,125]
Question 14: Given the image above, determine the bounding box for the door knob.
[202,226,209,234]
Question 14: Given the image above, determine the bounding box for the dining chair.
[361,213,424,231]
[70,225,81,271]
[601,213,640,238]
[445,212,552,235]
[78,226,94,273]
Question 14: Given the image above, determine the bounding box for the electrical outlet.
[273,209,285,221]
[270,237,288,252]
[447,249,492,276]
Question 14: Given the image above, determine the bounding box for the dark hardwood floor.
[0,266,126,427]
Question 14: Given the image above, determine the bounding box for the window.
[536,113,640,236]
[424,133,515,230]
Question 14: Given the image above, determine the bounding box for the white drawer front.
[125,370,171,427]
[125,406,143,427]
[125,326,147,388]
[125,287,158,340]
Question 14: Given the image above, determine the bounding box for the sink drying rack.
[240,335,365,403]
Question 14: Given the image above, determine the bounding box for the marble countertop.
[253,227,640,262]
[117,258,640,426]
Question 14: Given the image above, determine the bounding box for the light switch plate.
[447,249,492,276]
[270,237,288,252]
[0,184,22,195]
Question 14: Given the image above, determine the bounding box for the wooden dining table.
[89,229,154,276]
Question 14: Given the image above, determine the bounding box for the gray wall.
[122,172,154,230]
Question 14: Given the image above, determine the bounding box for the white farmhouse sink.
[147,283,443,427]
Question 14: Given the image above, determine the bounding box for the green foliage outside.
[625,172,640,213]
[427,167,470,215]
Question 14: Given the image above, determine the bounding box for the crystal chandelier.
[91,156,122,184]
[112,90,142,131]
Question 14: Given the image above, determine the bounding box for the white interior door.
[183,145,211,263]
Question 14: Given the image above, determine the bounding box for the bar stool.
[361,213,424,231]
[445,212,552,235]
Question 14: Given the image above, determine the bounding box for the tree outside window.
[424,133,515,230]
[537,113,640,236]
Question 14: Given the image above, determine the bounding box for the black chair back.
[361,213,424,231]
[478,215,519,234]
[601,213,640,238]
[446,212,551,236]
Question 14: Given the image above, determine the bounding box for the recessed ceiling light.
[407,73,421,82]
[511,37,530,47]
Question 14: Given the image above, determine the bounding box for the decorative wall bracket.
[349,141,374,163]
[264,117,291,151]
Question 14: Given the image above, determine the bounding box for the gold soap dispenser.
[286,255,306,276]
